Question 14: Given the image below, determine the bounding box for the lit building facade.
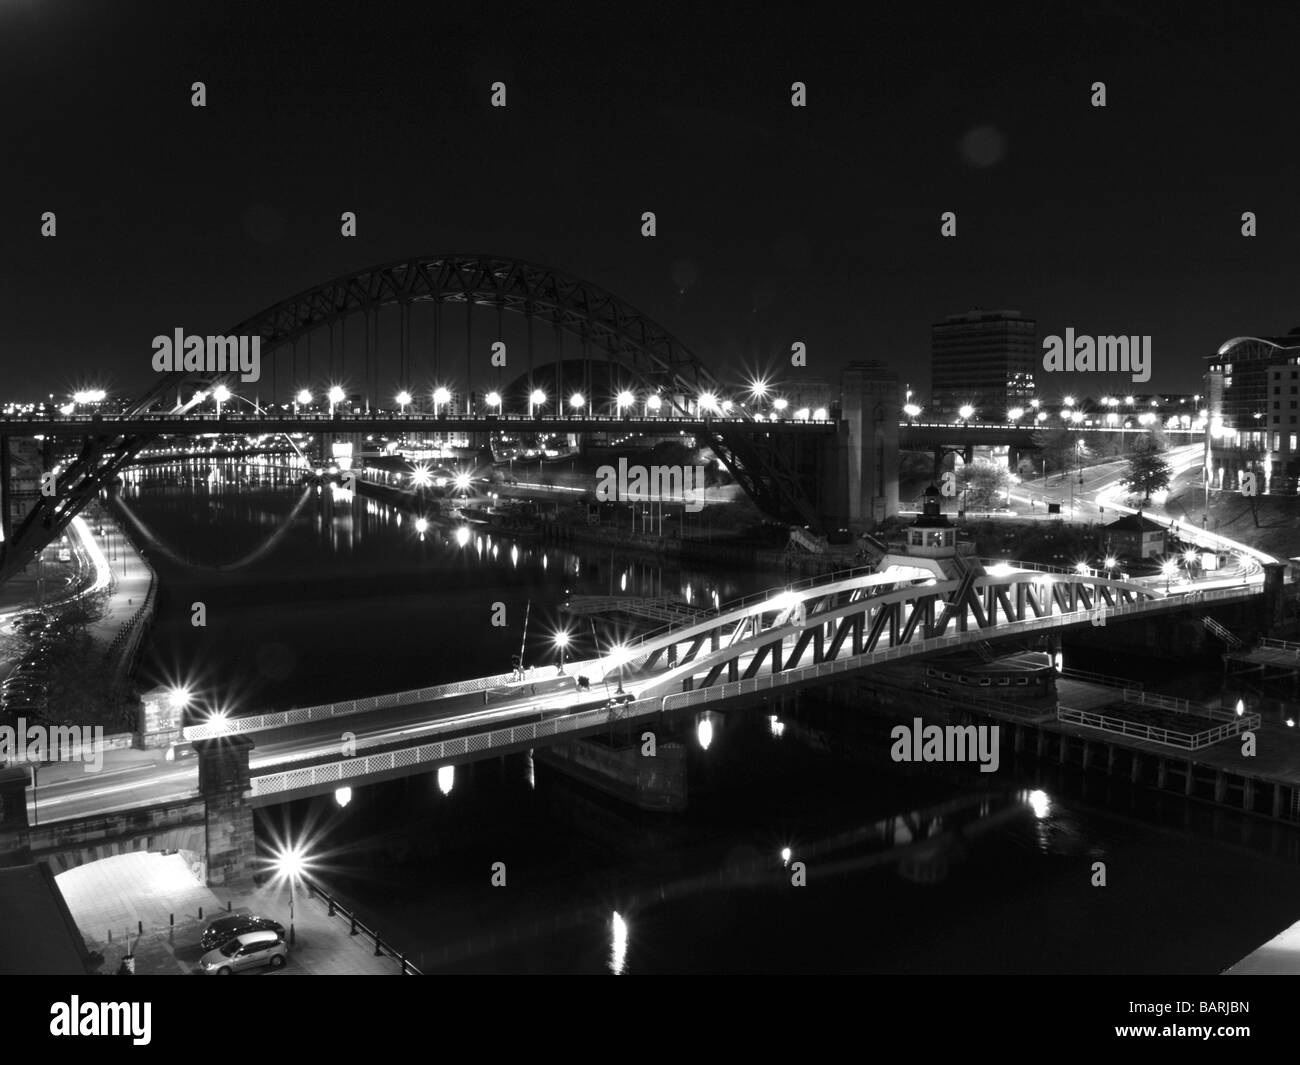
[1205,330,1300,494]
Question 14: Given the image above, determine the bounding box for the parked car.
[199,914,286,951]
[198,929,288,975]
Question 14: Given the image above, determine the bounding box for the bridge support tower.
[832,361,900,530]
[196,736,257,886]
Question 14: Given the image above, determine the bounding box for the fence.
[1056,706,1259,750]
[303,878,422,975]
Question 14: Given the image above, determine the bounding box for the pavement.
[57,852,400,975]
[1226,918,1300,974]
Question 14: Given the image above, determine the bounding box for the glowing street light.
[616,390,635,415]
[748,378,770,403]
[328,385,345,417]
[646,394,662,415]
[570,392,586,415]
[554,629,570,674]
[486,391,502,412]
[529,389,547,418]
[772,398,788,414]
[698,391,719,416]
[334,787,352,808]
[903,403,922,420]
[958,404,975,422]
[433,387,451,417]
[794,407,811,421]
[1007,407,1024,421]
[1063,395,1075,407]
[396,390,412,414]
[212,384,231,418]
[294,389,312,415]
[1161,558,1179,592]
[274,845,308,945]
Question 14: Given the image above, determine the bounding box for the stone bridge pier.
[197,735,257,886]
[0,736,258,887]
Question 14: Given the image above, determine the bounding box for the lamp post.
[328,386,345,418]
[554,630,570,675]
[396,390,411,416]
[213,384,231,419]
[275,846,306,946]
[529,389,546,419]
[294,389,312,416]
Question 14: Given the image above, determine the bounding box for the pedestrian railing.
[301,878,422,975]
[1057,706,1259,750]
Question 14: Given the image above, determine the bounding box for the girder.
[1,255,827,584]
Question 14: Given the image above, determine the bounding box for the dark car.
[199,914,286,952]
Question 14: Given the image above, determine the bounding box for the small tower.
[906,484,957,558]
[877,483,974,581]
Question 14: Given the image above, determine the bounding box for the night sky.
[4,0,1299,402]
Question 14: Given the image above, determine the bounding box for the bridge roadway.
[0,411,837,437]
[29,563,1264,821]
[2,412,1205,444]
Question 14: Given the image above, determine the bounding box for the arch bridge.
[0,255,846,585]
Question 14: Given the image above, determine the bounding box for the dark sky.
[4,0,1300,404]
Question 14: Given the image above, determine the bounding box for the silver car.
[198,929,288,975]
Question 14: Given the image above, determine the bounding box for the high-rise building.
[930,309,1037,419]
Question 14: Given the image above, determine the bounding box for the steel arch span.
[1,255,823,585]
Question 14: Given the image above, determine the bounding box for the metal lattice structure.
[1,255,824,585]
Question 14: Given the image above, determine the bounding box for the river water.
[123,459,1300,974]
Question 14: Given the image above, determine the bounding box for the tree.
[1120,433,1171,503]
[957,461,1010,510]
[1031,426,1079,477]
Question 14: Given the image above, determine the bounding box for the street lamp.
[570,392,585,416]
[772,398,788,415]
[396,390,412,415]
[698,391,719,416]
[275,846,307,946]
[433,387,451,418]
[958,404,975,422]
[616,390,635,417]
[294,389,312,415]
[486,391,502,412]
[554,630,570,674]
[1161,559,1178,593]
[646,394,662,416]
[904,403,922,421]
[607,642,629,693]
[529,389,546,418]
[213,384,231,418]
[328,386,345,417]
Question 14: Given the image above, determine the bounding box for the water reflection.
[609,912,628,975]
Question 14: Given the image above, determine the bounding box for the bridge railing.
[249,702,624,799]
[1259,636,1300,655]
[184,670,522,740]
